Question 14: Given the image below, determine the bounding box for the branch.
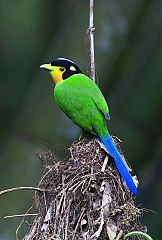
[0,186,44,196]
[4,214,37,219]
[88,0,96,82]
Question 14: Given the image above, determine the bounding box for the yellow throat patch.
[50,66,65,84]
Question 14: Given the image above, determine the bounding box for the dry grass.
[24,134,146,240]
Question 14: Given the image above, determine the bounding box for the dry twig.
[4,214,37,219]
[0,186,44,196]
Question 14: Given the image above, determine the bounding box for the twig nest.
[24,135,146,240]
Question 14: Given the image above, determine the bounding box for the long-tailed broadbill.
[40,58,138,195]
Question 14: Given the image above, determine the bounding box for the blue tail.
[100,134,138,195]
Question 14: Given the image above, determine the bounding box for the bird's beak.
[40,63,53,71]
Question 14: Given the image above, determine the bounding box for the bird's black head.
[40,57,82,83]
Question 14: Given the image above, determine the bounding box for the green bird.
[40,58,137,195]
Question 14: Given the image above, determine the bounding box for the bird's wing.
[90,83,110,119]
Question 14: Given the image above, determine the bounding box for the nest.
[24,134,146,240]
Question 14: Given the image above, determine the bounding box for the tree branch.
[0,186,44,196]
[88,0,96,82]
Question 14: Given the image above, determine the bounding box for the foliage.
[124,231,153,240]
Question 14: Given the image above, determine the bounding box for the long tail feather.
[100,134,138,195]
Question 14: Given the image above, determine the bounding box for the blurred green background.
[0,0,161,239]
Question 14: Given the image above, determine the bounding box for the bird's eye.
[59,67,65,72]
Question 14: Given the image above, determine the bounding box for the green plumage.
[54,74,109,136]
